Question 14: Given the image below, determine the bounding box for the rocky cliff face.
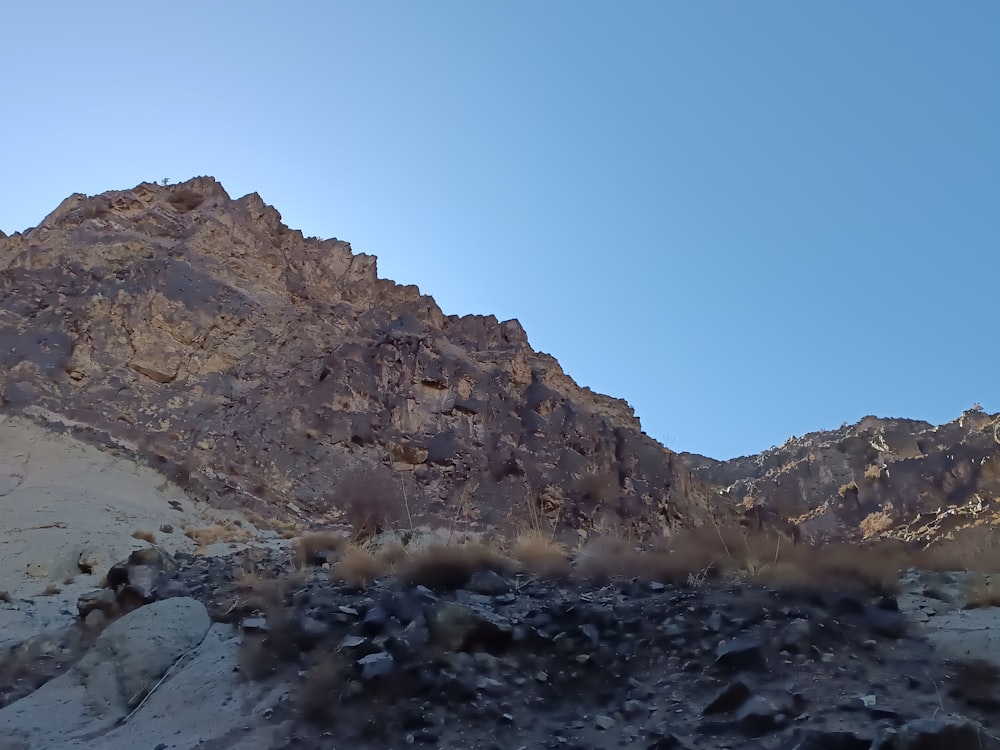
[680,411,1000,543]
[0,177,726,538]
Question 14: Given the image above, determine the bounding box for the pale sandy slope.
[0,415,290,749]
[0,414,214,648]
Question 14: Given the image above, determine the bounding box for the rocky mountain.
[680,410,1000,544]
[4,180,1000,750]
[0,177,727,540]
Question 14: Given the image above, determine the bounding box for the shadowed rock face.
[679,411,1000,543]
[0,177,727,537]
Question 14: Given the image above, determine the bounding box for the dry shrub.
[42,583,61,596]
[300,651,345,722]
[330,545,392,586]
[511,532,570,578]
[574,537,645,581]
[864,464,883,480]
[577,471,619,506]
[234,568,305,675]
[963,574,1000,609]
[236,569,290,611]
[947,659,1000,710]
[397,543,511,590]
[860,511,894,539]
[243,509,268,527]
[372,540,412,569]
[657,525,768,579]
[575,525,755,584]
[131,529,157,544]
[572,523,909,594]
[837,481,858,498]
[292,531,348,567]
[184,521,252,549]
[0,591,11,603]
[337,466,406,540]
[756,541,908,595]
[238,634,282,680]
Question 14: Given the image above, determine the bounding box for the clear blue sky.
[2,3,997,460]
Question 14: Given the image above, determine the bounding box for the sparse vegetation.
[837,481,859,498]
[329,545,389,586]
[511,531,570,579]
[184,521,253,550]
[337,466,406,541]
[292,531,348,568]
[864,463,882,480]
[131,529,157,544]
[0,591,11,604]
[860,510,894,539]
[397,542,510,590]
[299,651,345,721]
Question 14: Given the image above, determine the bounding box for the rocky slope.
[680,411,1000,544]
[5,537,1000,750]
[0,177,727,540]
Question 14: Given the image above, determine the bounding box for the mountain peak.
[0,179,725,539]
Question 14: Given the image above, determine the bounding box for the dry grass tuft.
[131,529,157,544]
[860,510,894,539]
[235,568,298,612]
[292,531,349,567]
[571,523,910,594]
[42,583,61,596]
[753,541,908,595]
[0,591,11,604]
[574,537,645,581]
[837,481,859,498]
[337,466,406,541]
[238,635,281,681]
[184,521,252,550]
[511,532,570,578]
[397,543,511,590]
[300,651,345,722]
[330,545,392,586]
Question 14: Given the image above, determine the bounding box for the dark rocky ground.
[27,545,988,750]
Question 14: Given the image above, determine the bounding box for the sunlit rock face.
[0,177,727,538]
[680,410,1000,543]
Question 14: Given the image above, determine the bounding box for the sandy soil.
[0,414,247,647]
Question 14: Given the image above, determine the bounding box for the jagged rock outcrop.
[680,411,1000,543]
[0,178,727,538]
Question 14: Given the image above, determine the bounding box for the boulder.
[0,597,210,746]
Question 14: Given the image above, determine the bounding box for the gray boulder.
[0,597,210,747]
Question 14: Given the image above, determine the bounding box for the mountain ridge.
[680,409,1000,544]
[0,176,728,539]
